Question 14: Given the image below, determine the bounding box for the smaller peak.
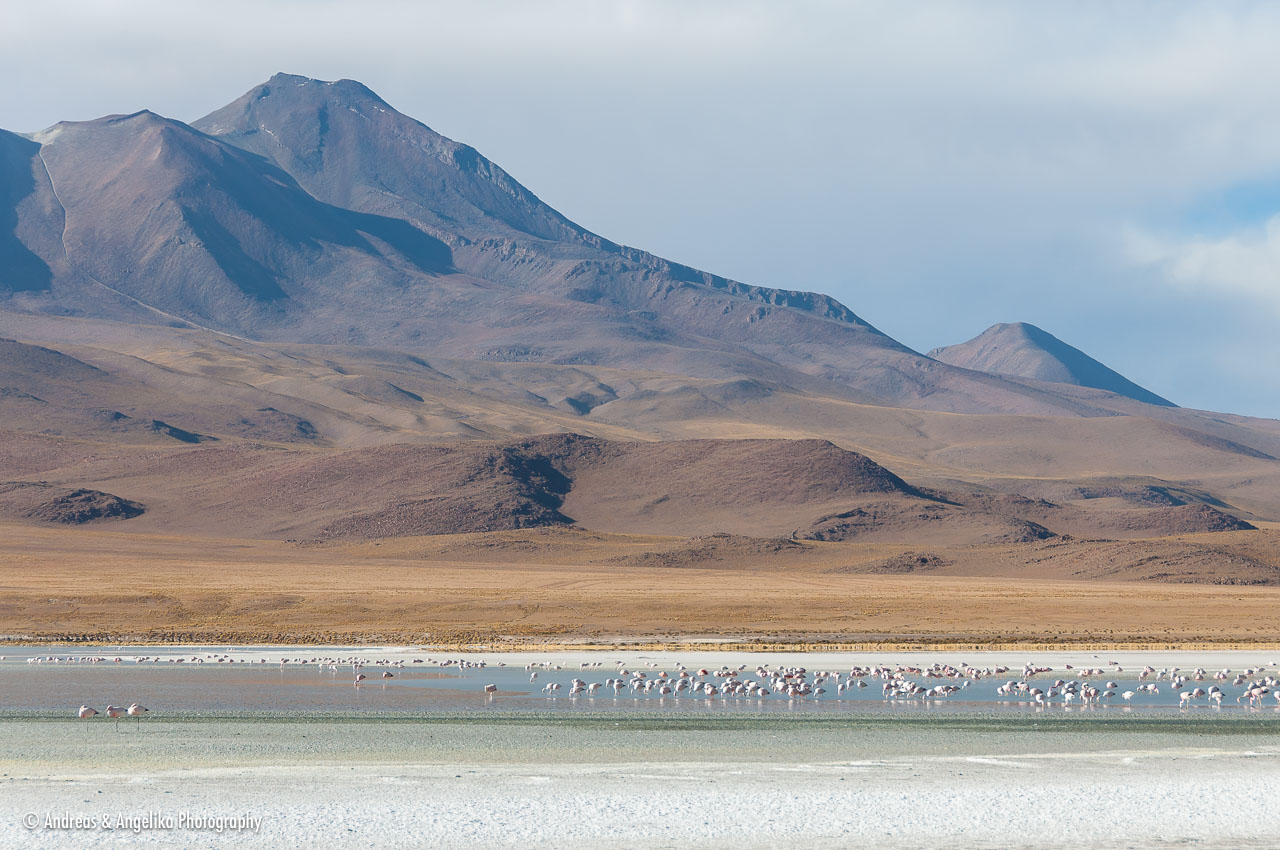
[35,109,173,140]
[113,109,163,123]
[970,322,1054,347]
[92,109,166,126]
[986,321,1036,334]
[930,321,1175,407]
[109,111,202,137]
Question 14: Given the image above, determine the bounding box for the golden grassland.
[2,522,1279,649]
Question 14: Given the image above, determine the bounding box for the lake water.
[3,645,1278,717]
[2,646,1278,848]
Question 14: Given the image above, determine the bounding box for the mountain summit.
[928,322,1175,407]
[194,73,591,245]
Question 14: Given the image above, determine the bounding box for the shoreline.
[5,711,1280,727]
[6,643,1278,667]
[8,638,1280,652]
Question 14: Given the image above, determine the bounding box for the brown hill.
[0,431,1262,552]
[600,534,814,570]
[0,435,926,540]
[1,314,1276,549]
[0,482,143,524]
[803,501,1057,545]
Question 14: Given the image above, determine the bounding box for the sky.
[2,1,1279,418]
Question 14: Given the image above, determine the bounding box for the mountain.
[928,322,1175,407]
[0,73,1178,417]
[3,73,1280,595]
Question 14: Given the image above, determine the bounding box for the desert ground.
[3,521,1278,647]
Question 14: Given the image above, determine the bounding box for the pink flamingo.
[105,704,125,731]
[126,703,149,728]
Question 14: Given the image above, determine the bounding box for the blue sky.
[3,1,1279,417]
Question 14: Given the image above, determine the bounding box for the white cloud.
[1126,220,1280,313]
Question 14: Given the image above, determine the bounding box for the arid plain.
[3,519,1279,647]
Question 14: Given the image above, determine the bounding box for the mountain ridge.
[0,73,1183,418]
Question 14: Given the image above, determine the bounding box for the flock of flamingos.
[11,652,1279,718]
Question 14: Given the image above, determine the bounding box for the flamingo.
[126,703,149,727]
[77,705,98,719]
[105,704,125,731]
